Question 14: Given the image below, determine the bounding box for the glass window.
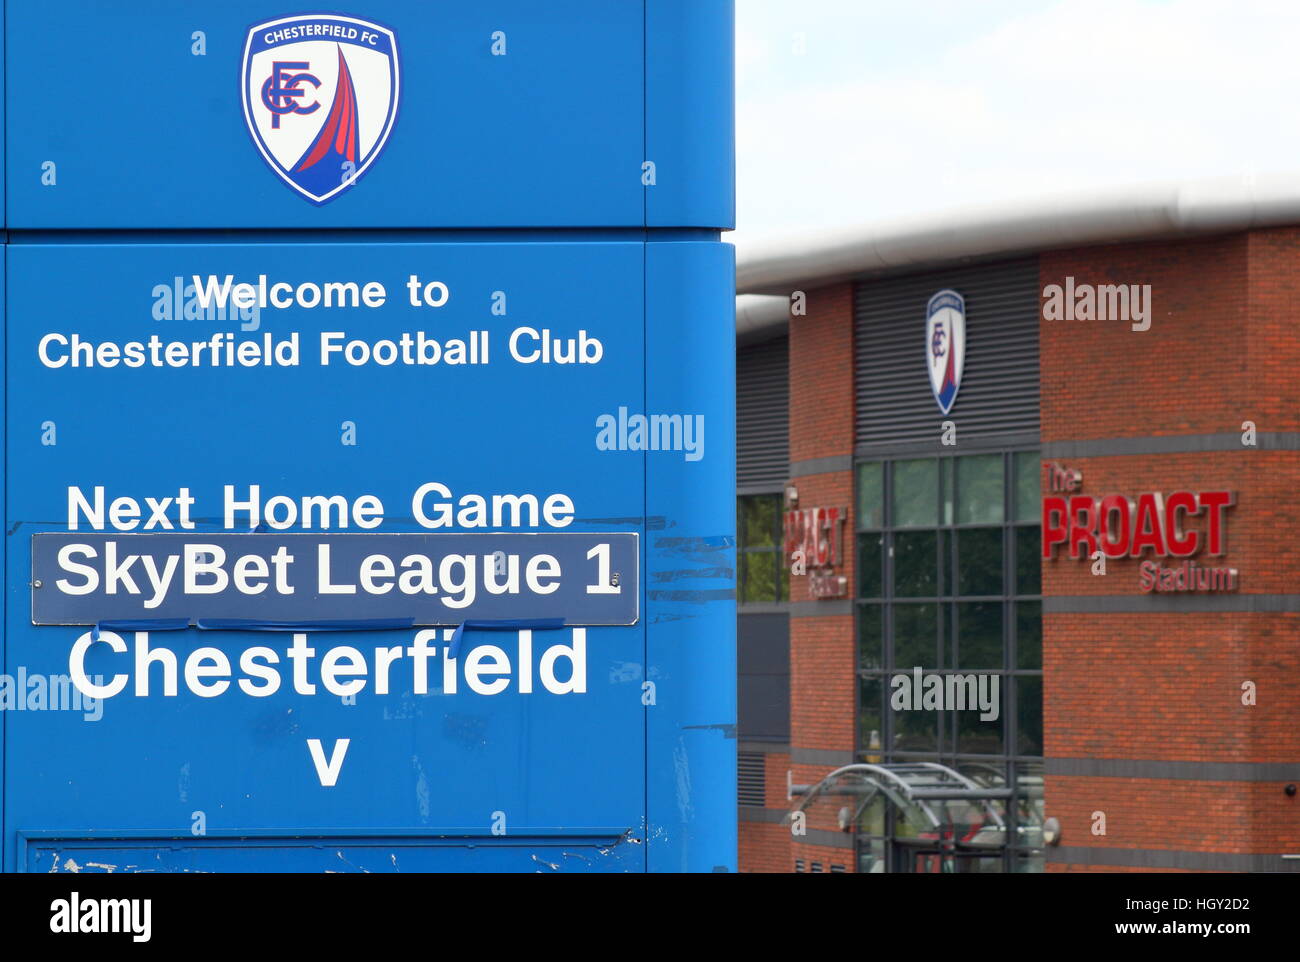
[859,605,883,671]
[1016,602,1042,670]
[892,698,938,753]
[1015,526,1041,595]
[941,457,955,526]
[736,494,785,603]
[957,602,1002,670]
[892,459,938,527]
[957,454,1004,525]
[942,602,955,668]
[856,794,887,836]
[858,532,884,598]
[1014,759,1046,845]
[894,530,938,597]
[956,686,1005,755]
[893,603,938,669]
[858,838,886,874]
[1016,677,1044,755]
[738,552,779,604]
[740,495,779,547]
[1015,450,1041,524]
[858,461,884,529]
[859,676,882,756]
[957,528,1002,596]
[957,761,1008,791]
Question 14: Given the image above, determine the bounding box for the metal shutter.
[855,257,1040,450]
[737,335,789,491]
[738,612,790,740]
[738,751,767,807]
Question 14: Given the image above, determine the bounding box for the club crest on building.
[241,14,400,205]
[926,289,965,415]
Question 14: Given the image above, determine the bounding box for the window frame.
[736,492,787,605]
[853,448,1043,871]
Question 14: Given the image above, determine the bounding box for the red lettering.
[1199,491,1233,555]
[1129,492,1167,556]
[823,506,843,566]
[1047,462,1083,492]
[1042,496,1068,559]
[1164,491,1200,557]
[1045,488,1233,569]
[1068,495,1098,560]
[1138,559,1157,592]
[1097,494,1131,558]
[783,510,802,557]
[812,507,830,566]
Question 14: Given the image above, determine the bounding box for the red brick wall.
[763,750,791,808]
[788,284,855,463]
[1045,613,1300,762]
[739,822,790,873]
[788,283,856,758]
[788,615,855,752]
[790,840,854,873]
[1040,231,1300,872]
[1047,777,1299,854]
[1039,234,1250,441]
[738,752,793,872]
[740,283,856,873]
[1246,228,1300,432]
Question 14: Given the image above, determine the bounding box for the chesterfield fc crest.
[242,14,400,204]
[926,289,966,415]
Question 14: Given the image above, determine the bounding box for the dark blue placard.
[32,532,637,626]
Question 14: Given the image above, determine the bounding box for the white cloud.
[733,0,1300,249]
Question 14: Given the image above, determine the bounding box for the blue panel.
[0,254,5,872]
[6,1,650,228]
[644,240,737,871]
[24,832,639,873]
[3,2,735,875]
[4,240,649,870]
[0,8,5,230]
[646,0,735,230]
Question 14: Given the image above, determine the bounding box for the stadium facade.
[732,178,1300,873]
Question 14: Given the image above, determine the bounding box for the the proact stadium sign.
[783,505,849,600]
[1040,463,1238,593]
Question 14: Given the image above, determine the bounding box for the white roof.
[734,173,1300,341]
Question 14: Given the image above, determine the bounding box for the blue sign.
[1,0,736,875]
[32,532,638,626]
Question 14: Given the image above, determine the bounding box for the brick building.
[732,179,1300,873]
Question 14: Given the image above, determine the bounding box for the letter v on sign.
[307,738,350,787]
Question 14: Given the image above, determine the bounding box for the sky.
[734,0,1300,249]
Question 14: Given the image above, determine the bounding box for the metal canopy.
[792,762,1012,833]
